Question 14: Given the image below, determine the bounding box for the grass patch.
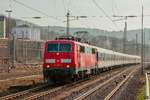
[136,85,145,100]
[136,80,150,100]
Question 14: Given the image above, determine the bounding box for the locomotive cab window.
[47,43,71,52]
[47,43,58,52]
[59,44,71,52]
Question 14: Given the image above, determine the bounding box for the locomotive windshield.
[47,43,58,52]
[59,44,71,52]
[47,43,71,52]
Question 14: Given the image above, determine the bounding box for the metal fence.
[0,39,45,69]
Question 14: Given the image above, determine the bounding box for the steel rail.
[0,75,42,83]
[104,66,138,100]
[24,86,65,100]
[1,68,111,100]
[24,69,120,100]
[24,67,132,100]
[74,66,138,100]
[0,83,48,100]
[24,77,91,100]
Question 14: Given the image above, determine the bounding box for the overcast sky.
[1,0,150,31]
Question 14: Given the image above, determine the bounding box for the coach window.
[110,54,112,61]
[118,56,120,61]
[92,48,96,54]
[102,53,105,61]
[108,54,110,61]
[80,46,85,53]
[87,47,92,54]
[105,54,108,61]
[108,54,110,60]
[89,48,92,54]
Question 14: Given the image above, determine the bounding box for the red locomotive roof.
[46,40,75,43]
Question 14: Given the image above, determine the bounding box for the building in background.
[0,15,18,39]
[0,14,41,40]
[12,24,40,41]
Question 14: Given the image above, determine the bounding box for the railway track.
[0,75,42,82]
[0,83,49,100]
[21,67,129,100]
[103,66,138,100]
[74,65,139,100]
[0,75,43,92]
[0,73,91,100]
[0,77,89,100]
[0,66,137,100]
[103,71,134,100]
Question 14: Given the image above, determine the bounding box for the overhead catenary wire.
[12,0,62,22]
[83,0,104,29]
[112,0,116,16]
[62,0,67,13]
[92,0,121,31]
[12,0,126,31]
[62,0,112,30]
[63,0,89,28]
[138,0,142,10]
[13,0,120,31]
[113,0,120,15]
[62,0,98,29]
[8,0,12,11]
[61,0,92,29]
[83,0,117,31]
[67,0,72,11]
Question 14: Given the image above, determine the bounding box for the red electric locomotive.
[43,36,97,83]
[43,35,141,83]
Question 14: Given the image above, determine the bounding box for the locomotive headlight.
[46,65,50,68]
[61,59,71,63]
[66,65,70,68]
[46,59,55,63]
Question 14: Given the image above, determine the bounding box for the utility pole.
[66,11,70,35]
[12,30,15,68]
[141,0,144,74]
[64,12,87,36]
[48,25,50,40]
[22,29,24,64]
[123,16,127,53]
[135,33,138,55]
[5,10,12,38]
[113,15,136,54]
[144,30,146,63]
[5,10,15,68]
